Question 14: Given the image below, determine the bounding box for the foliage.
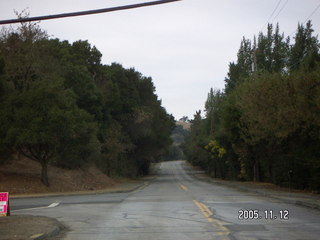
[163,145,185,161]
[184,21,320,191]
[182,111,210,169]
[0,19,174,184]
[171,125,189,146]
[204,140,226,159]
[163,124,189,161]
[0,79,98,185]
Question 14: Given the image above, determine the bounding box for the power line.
[303,1,320,24]
[0,0,181,25]
[271,0,289,23]
[261,0,282,32]
[289,1,320,37]
[285,1,320,70]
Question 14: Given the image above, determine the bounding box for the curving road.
[11,161,320,240]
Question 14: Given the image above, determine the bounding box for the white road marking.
[11,201,61,212]
[48,202,60,208]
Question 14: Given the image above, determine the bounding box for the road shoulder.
[10,176,153,199]
[183,161,320,211]
[6,175,155,240]
[0,215,64,240]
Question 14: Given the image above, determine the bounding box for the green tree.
[289,21,320,72]
[225,38,252,92]
[0,15,177,183]
[96,63,174,176]
[0,20,49,92]
[183,111,209,169]
[204,140,226,177]
[0,80,98,185]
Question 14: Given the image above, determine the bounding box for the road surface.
[11,161,320,240]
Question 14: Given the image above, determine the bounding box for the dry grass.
[0,157,117,195]
[176,120,191,130]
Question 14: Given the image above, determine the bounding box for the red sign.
[0,192,9,216]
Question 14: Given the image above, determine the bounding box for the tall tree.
[289,21,320,71]
[225,38,252,92]
[0,21,48,92]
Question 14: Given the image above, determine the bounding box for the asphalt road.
[11,161,320,240]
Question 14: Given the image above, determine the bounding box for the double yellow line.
[178,183,230,238]
[193,200,230,238]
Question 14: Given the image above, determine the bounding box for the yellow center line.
[194,200,211,219]
[193,200,230,238]
[179,184,189,192]
[200,202,213,215]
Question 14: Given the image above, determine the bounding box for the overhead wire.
[287,1,320,70]
[258,0,320,71]
[289,1,320,37]
[303,1,320,24]
[260,0,282,32]
[0,0,181,25]
[270,0,289,23]
[256,0,286,72]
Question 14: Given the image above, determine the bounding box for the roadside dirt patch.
[0,157,117,195]
[0,215,64,240]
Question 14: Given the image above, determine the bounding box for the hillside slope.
[0,157,117,195]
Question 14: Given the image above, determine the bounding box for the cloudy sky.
[1,0,320,119]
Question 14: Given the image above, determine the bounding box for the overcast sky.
[1,0,320,119]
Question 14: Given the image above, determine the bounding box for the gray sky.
[1,0,320,119]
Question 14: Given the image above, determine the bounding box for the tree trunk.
[40,160,49,186]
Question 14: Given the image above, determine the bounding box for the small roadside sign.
[0,192,9,216]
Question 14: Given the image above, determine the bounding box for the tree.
[183,111,209,169]
[0,16,49,92]
[97,63,175,176]
[204,140,226,178]
[0,14,176,183]
[187,21,320,189]
[289,21,320,72]
[225,38,252,92]
[0,18,100,185]
[271,23,290,73]
[205,88,223,136]
[0,80,98,185]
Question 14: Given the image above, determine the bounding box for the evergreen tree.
[0,18,174,184]
[289,21,320,72]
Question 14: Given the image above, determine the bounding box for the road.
[11,161,320,240]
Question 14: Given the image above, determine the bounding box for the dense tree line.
[183,21,320,191]
[163,124,188,161]
[0,21,175,185]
